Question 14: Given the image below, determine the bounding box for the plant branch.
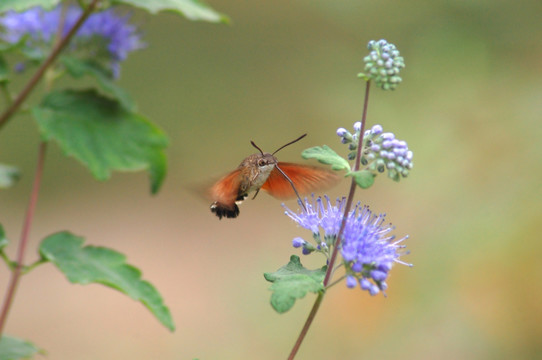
[0,251,15,271]
[0,141,47,336]
[287,80,372,359]
[0,0,101,130]
[323,80,370,286]
[287,292,324,360]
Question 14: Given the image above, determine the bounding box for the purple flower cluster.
[337,122,413,181]
[284,196,411,295]
[0,6,144,77]
[359,39,405,90]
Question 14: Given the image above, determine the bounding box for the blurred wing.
[261,162,338,199]
[209,169,243,209]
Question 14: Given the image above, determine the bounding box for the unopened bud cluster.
[358,39,404,90]
[337,123,413,181]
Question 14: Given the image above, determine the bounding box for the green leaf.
[302,145,351,171]
[348,170,375,189]
[39,232,175,331]
[0,56,8,83]
[264,255,326,313]
[33,89,168,194]
[0,336,41,360]
[0,224,7,250]
[0,164,20,189]
[0,0,59,12]
[112,0,229,23]
[61,57,135,111]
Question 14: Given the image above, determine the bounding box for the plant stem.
[0,251,15,271]
[0,0,101,131]
[287,292,324,360]
[0,142,47,336]
[323,80,371,286]
[287,81,371,359]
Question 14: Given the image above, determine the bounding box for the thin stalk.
[0,0,101,130]
[323,80,371,286]
[0,142,47,335]
[22,258,48,275]
[287,81,371,359]
[0,251,15,271]
[287,292,324,360]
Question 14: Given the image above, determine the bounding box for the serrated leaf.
[0,336,41,360]
[61,57,135,111]
[302,145,351,171]
[33,89,168,194]
[0,164,20,189]
[0,224,7,250]
[349,170,375,189]
[0,0,59,12]
[113,0,228,23]
[264,255,326,313]
[39,231,175,331]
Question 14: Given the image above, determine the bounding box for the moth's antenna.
[250,141,264,155]
[272,133,307,155]
[274,164,307,212]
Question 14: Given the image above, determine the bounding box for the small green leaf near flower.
[39,231,175,331]
[348,170,375,189]
[302,145,351,171]
[0,335,42,360]
[32,89,168,194]
[264,255,326,313]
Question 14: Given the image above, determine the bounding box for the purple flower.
[360,39,405,91]
[284,195,411,295]
[346,275,357,288]
[0,6,144,77]
[341,206,411,295]
[335,122,413,181]
[284,195,350,240]
[292,237,305,248]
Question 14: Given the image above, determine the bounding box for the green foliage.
[264,255,326,313]
[0,57,8,83]
[0,224,7,250]
[112,0,229,23]
[0,0,227,23]
[61,57,135,111]
[39,231,175,331]
[0,0,59,12]
[302,145,351,171]
[348,170,375,189]
[0,164,20,189]
[32,89,168,194]
[0,336,41,360]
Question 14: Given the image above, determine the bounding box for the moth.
[209,134,337,219]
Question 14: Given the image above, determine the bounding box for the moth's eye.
[258,159,266,167]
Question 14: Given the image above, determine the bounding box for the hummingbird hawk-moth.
[209,134,337,219]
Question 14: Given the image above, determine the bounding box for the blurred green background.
[1,0,542,359]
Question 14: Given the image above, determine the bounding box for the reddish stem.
[0,142,47,335]
[287,81,371,359]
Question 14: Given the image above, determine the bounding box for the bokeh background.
[1,1,541,359]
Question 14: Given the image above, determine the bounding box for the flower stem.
[323,80,371,286]
[0,141,47,336]
[287,81,371,359]
[0,0,101,131]
[287,292,324,360]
